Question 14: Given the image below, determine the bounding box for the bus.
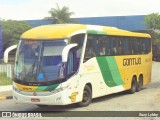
[13,24,152,107]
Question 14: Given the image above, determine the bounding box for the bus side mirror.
[62,44,77,62]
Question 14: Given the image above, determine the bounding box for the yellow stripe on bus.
[21,24,86,39]
[15,83,37,92]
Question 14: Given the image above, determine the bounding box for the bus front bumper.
[13,90,72,106]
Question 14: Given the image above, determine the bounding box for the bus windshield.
[15,39,68,84]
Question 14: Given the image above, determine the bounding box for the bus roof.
[21,24,151,40]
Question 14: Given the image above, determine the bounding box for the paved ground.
[0,62,160,120]
[0,85,12,92]
[0,90,12,97]
[0,85,12,100]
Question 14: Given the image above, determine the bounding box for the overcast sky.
[0,0,160,20]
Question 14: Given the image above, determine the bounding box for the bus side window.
[111,37,118,55]
[70,34,85,70]
[98,36,107,56]
[117,39,123,55]
[67,51,74,75]
[123,37,129,55]
[146,39,151,53]
[128,38,134,54]
[137,40,141,54]
[133,38,139,54]
[84,35,97,62]
[143,38,151,54]
[70,34,85,58]
[106,37,111,55]
[138,38,151,54]
[139,39,143,54]
[140,39,146,54]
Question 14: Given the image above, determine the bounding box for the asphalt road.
[0,62,160,119]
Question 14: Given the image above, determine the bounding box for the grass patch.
[0,72,12,86]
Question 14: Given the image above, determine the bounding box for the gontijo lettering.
[123,58,141,66]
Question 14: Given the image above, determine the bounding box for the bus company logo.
[23,87,32,91]
[2,112,11,118]
[2,112,42,118]
[123,57,141,66]
[33,92,37,96]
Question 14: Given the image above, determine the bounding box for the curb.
[0,96,13,100]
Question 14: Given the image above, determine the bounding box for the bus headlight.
[51,86,68,94]
[13,86,21,93]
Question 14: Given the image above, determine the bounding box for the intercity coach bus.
[13,24,152,107]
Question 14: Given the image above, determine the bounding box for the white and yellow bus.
[13,24,152,107]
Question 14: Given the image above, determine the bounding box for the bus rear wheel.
[136,76,143,92]
[129,77,137,94]
[78,85,92,107]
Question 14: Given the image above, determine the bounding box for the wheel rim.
[137,76,143,90]
[139,78,143,87]
[83,91,89,102]
[138,80,142,89]
[132,81,136,91]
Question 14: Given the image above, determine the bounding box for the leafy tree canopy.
[144,13,160,30]
[1,20,32,50]
[144,13,160,52]
[45,4,77,24]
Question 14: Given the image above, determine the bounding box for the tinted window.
[83,34,151,62]
[84,35,98,61]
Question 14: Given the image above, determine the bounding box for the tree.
[45,4,77,24]
[144,13,160,49]
[144,13,160,30]
[1,20,32,50]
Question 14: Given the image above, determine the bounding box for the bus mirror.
[62,44,77,62]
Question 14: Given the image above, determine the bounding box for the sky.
[0,0,160,20]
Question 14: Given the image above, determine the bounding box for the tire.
[78,85,92,107]
[37,105,48,107]
[128,77,137,94]
[136,76,143,92]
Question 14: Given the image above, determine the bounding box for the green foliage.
[144,13,160,49]
[0,72,12,86]
[46,4,78,24]
[144,13,160,30]
[1,20,32,50]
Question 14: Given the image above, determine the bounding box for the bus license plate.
[31,98,40,102]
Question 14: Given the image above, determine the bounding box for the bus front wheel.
[78,85,92,107]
